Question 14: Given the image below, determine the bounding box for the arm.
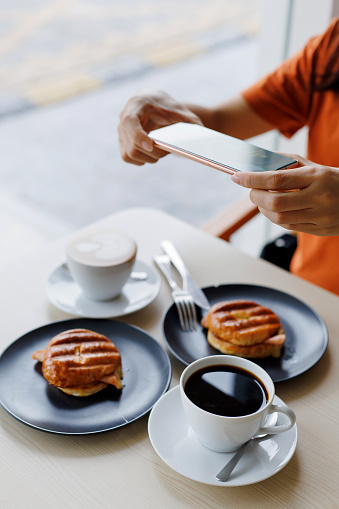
[118,90,275,166]
[186,95,275,140]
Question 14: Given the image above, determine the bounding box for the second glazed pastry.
[201,300,286,358]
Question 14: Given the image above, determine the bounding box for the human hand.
[118,89,203,166]
[231,155,339,236]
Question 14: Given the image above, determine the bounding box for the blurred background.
[0,0,337,265]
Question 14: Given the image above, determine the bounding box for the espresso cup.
[66,229,137,301]
[180,355,296,453]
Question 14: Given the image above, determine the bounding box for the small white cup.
[66,229,137,301]
[180,355,296,453]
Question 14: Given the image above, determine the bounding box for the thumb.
[135,128,154,152]
[279,152,310,167]
[231,166,315,191]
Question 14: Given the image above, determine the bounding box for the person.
[118,18,339,296]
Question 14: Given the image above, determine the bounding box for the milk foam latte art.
[67,231,136,266]
[66,229,137,301]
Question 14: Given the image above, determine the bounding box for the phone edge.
[151,140,236,175]
[151,139,298,174]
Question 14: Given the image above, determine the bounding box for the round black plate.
[163,284,328,382]
[0,318,171,434]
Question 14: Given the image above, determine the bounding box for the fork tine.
[181,298,191,332]
[185,297,197,331]
[177,295,197,332]
[175,301,186,331]
[179,297,190,331]
[155,254,198,331]
[189,298,198,330]
[174,295,190,332]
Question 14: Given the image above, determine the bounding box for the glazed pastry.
[201,300,285,358]
[206,329,285,359]
[32,328,123,396]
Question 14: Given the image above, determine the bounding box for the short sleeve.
[241,19,339,138]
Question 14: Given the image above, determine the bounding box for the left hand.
[231,155,339,236]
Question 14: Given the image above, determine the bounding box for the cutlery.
[160,240,210,310]
[154,254,197,331]
[216,433,275,482]
[216,412,278,482]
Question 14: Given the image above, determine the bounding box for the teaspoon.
[216,433,274,482]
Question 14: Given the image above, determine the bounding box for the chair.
[201,194,297,270]
[201,194,259,242]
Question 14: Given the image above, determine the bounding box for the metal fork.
[154,254,197,331]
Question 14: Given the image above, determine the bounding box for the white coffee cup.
[66,229,137,301]
[180,355,296,453]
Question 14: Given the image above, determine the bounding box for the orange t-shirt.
[242,18,339,295]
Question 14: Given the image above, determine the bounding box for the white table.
[0,207,338,509]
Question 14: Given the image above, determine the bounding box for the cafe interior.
[0,1,338,508]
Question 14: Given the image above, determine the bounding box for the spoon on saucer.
[216,411,278,482]
[216,433,275,482]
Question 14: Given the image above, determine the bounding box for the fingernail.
[231,174,240,184]
[141,140,153,152]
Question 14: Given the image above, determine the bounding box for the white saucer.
[148,386,297,486]
[46,259,161,318]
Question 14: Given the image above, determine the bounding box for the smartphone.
[148,122,298,174]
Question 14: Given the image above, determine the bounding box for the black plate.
[163,284,328,382]
[0,318,171,434]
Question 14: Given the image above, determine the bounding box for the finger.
[279,153,310,167]
[277,223,331,235]
[258,207,315,226]
[232,166,316,191]
[279,223,314,234]
[121,150,161,165]
[119,140,161,165]
[249,188,313,213]
[119,126,166,166]
[124,117,175,160]
[121,114,154,153]
[120,156,145,166]
[264,218,317,234]
[120,135,169,164]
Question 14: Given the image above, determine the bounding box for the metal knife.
[160,240,210,310]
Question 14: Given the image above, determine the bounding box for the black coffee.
[184,365,268,417]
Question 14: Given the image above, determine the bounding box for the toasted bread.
[207,329,285,359]
[59,382,109,397]
[201,300,282,346]
[201,300,286,358]
[32,328,123,396]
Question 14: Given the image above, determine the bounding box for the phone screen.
[148,123,297,173]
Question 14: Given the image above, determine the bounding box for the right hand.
[231,155,339,236]
[118,89,203,166]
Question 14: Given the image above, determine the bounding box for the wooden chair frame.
[201,194,259,242]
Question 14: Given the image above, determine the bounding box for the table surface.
[0,207,338,509]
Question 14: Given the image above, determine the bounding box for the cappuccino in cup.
[66,229,137,301]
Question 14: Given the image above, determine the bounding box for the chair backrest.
[201,194,258,242]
